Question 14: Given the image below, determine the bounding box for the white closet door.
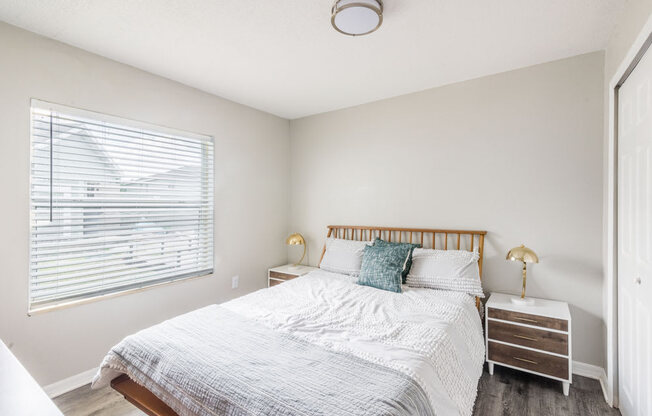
[618,42,652,416]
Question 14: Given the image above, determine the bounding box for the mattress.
[93,269,485,415]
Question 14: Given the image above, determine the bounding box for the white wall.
[0,22,290,386]
[290,52,605,366]
[604,0,652,80]
[0,17,614,386]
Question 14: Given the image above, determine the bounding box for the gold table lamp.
[286,233,306,268]
[506,245,539,305]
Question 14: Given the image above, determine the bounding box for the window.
[29,100,214,312]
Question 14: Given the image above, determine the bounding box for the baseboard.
[572,361,611,406]
[43,367,97,398]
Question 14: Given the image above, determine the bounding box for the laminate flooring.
[53,365,620,416]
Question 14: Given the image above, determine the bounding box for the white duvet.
[223,269,485,416]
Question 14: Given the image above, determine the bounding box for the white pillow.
[406,248,484,297]
[319,238,372,276]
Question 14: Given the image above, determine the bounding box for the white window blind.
[29,100,214,311]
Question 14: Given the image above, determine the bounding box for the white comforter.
[223,269,485,416]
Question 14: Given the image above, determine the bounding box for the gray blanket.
[94,305,435,416]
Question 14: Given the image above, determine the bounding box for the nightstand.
[268,264,317,287]
[485,292,572,396]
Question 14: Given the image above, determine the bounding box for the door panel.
[618,42,652,416]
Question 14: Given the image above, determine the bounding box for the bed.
[92,225,487,416]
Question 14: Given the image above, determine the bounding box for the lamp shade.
[506,245,539,263]
[286,233,305,246]
[331,0,383,36]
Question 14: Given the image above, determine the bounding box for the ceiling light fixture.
[331,0,383,37]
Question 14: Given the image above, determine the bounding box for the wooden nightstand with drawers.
[485,292,572,395]
[268,264,317,287]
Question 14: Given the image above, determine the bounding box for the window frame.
[28,99,214,314]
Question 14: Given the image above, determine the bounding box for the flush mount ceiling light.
[331,0,383,36]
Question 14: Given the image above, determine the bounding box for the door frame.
[606,15,652,408]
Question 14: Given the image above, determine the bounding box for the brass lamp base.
[292,244,306,267]
[511,261,535,306]
[506,244,539,307]
[511,297,535,306]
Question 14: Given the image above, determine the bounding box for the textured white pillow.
[406,248,484,297]
[319,238,372,276]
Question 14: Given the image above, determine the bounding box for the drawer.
[268,278,286,287]
[488,341,569,380]
[488,320,568,355]
[487,307,568,331]
[269,271,298,280]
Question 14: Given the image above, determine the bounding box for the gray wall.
[0,17,616,386]
[289,52,605,367]
[0,22,290,385]
[604,0,652,80]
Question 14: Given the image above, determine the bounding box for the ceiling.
[0,0,623,119]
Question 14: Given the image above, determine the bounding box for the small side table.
[268,264,317,287]
[485,292,572,396]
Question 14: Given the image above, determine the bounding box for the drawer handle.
[513,317,538,323]
[513,334,537,342]
[513,357,538,365]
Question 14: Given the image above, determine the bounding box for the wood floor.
[54,365,620,416]
[473,366,620,416]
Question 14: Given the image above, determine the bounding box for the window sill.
[27,272,214,316]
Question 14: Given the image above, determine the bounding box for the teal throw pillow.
[373,238,421,283]
[357,244,412,293]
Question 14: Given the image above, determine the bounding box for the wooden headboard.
[318,225,487,309]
